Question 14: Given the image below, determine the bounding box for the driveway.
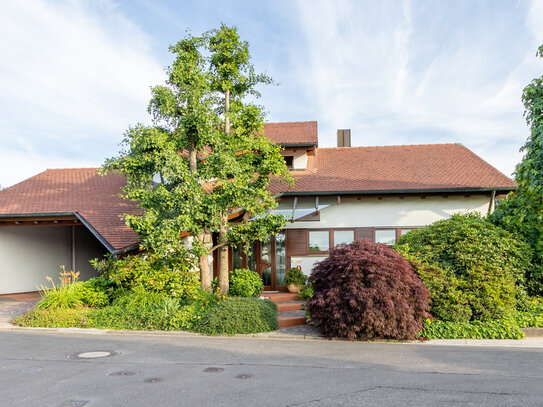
[0,292,40,326]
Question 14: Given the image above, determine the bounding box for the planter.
[287,283,302,293]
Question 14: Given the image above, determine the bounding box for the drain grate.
[204,367,224,373]
[68,350,117,360]
[106,370,140,377]
[235,374,253,379]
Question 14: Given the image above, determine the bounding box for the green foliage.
[101,25,292,287]
[12,307,92,328]
[37,269,109,310]
[92,254,199,299]
[398,252,472,322]
[298,282,314,301]
[284,267,307,287]
[420,319,525,340]
[228,268,264,297]
[396,213,532,320]
[168,304,203,331]
[195,297,278,335]
[489,44,543,295]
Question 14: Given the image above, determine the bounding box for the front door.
[230,232,286,291]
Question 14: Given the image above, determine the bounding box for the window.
[400,229,413,236]
[375,229,396,245]
[283,156,294,169]
[309,230,329,252]
[334,230,354,246]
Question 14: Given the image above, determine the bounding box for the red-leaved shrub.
[306,240,430,340]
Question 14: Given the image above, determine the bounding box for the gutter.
[275,186,516,197]
[279,142,317,148]
[0,212,76,218]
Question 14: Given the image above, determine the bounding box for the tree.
[490,44,543,294]
[206,24,281,293]
[103,26,291,293]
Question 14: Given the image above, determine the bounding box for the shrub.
[398,252,472,322]
[168,304,203,331]
[420,319,525,340]
[195,297,278,335]
[228,269,264,297]
[92,253,199,299]
[111,289,171,310]
[306,240,430,340]
[396,213,532,320]
[38,269,109,310]
[284,267,307,287]
[299,282,314,301]
[13,306,92,328]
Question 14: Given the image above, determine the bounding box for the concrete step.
[278,315,307,328]
[276,301,302,312]
[263,292,299,303]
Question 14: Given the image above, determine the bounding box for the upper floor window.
[283,156,294,169]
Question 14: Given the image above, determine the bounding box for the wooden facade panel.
[355,227,374,242]
[286,229,308,256]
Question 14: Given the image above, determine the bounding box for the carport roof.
[0,168,141,252]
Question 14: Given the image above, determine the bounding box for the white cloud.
[0,0,165,187]
[292,0,543,177]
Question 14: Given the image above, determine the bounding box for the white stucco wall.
[282,149,308,170]
[284,194,491,274]
[0,225,105,294]
[284,195,490,230]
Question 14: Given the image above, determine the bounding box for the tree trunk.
[218,213,229,293]
[189,139,197,173]
[197,232,212,292]
[225,89,230,135]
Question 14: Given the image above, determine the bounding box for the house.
[0,121,516,294]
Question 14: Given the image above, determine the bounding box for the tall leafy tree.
[104,26,291,293]
[103,34,218,291]
[490,44,543,294]
[206,24,283,292]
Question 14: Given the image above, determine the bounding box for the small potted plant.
[284,267,307,293]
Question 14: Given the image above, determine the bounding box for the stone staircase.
[262,292,306,328]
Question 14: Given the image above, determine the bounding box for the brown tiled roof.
[263,121,318,146]
[269,144,516,195]
[0,168,140,251]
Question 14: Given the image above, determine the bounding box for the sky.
[1,0,542,188]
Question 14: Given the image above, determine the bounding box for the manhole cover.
[235,374,253,379]
[22,367,42,373]
[106,370,140,377]
[144,378,162,383]
[204,367,224,373]
[58,401,88,407]
[68,351,117,359]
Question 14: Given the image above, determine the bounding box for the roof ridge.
[317,143,463,150]
[264,120,317,125]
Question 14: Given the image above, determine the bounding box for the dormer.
[263,121,318,171]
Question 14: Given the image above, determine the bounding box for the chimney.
[337,129,351,147]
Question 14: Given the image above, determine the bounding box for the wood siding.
[286,229,308,256]
[355,227,374,241]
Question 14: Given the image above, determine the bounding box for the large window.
[334,230,354,246]
[309,230,329,252]
[375,229,396,245]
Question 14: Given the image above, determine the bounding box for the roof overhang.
[280,143,317,148]
[0,212,136,255]
[275,186,516,197]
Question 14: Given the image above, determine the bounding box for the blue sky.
[1,0,542,187]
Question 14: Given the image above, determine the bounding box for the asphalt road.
[0,330,542,407]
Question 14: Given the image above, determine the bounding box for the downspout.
[71,225,76,271]
[487,190,496,215]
